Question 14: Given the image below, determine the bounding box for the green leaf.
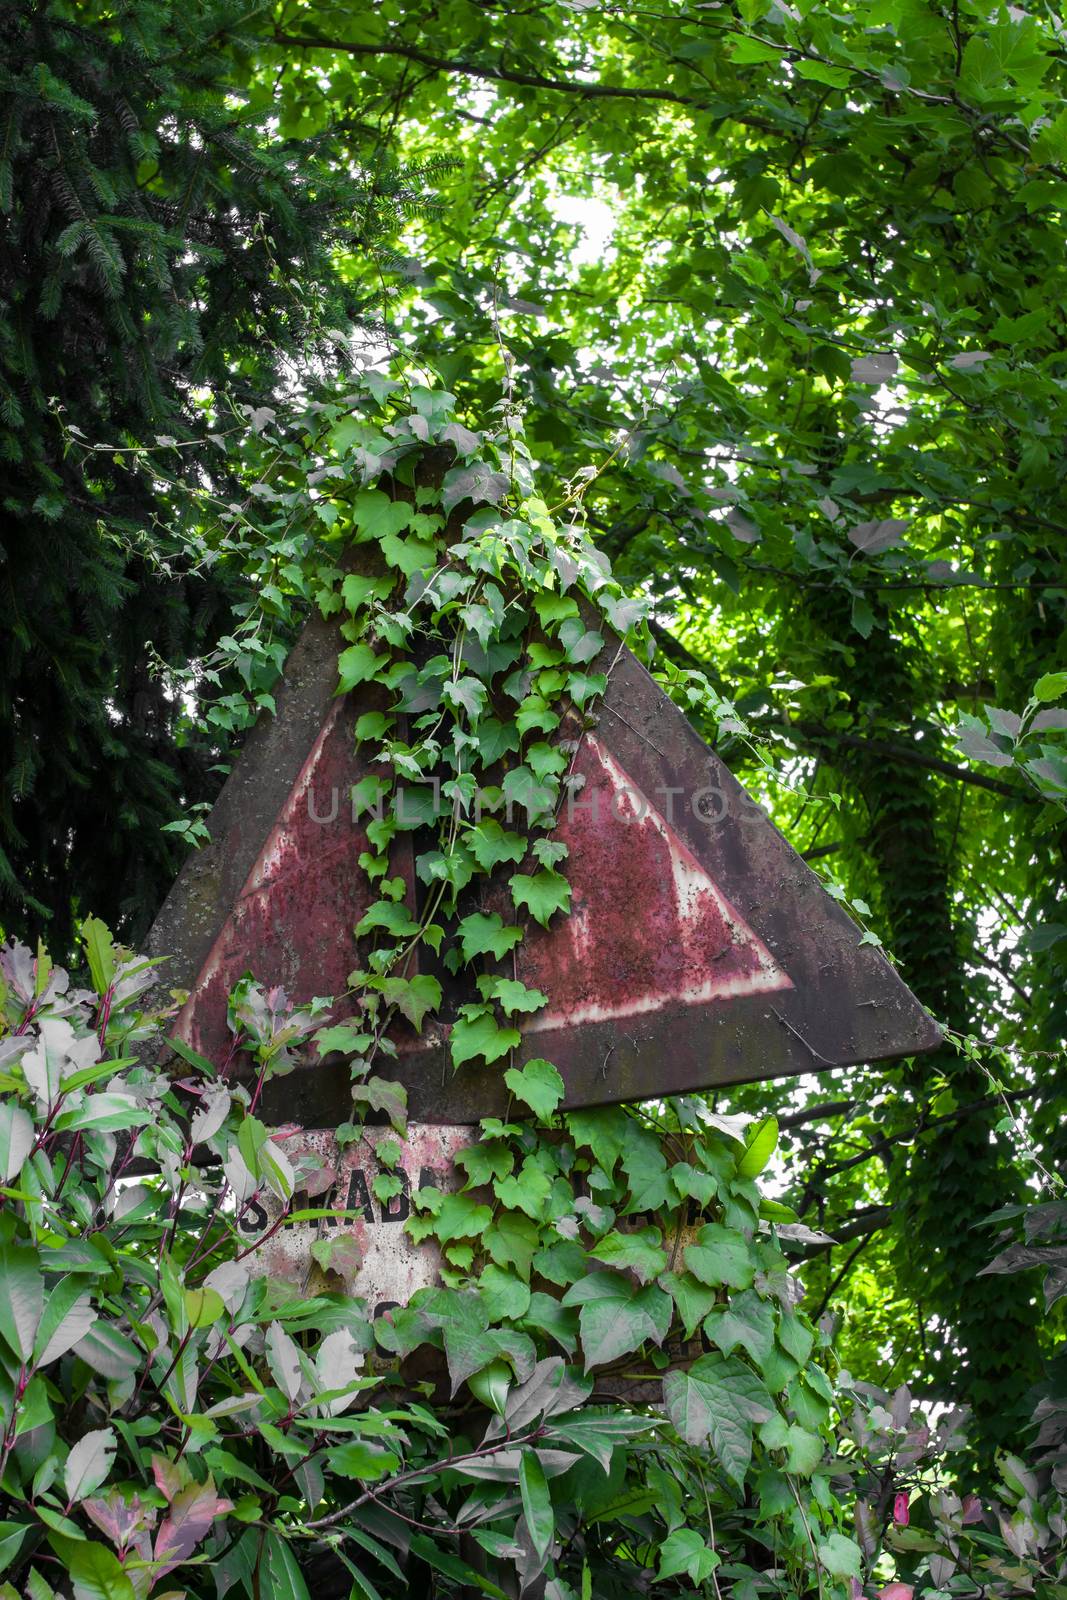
[737,1115,778,1179]
[46,1539,135,1600]
[466,820,527,872]
[468,1359,512,1416]
[258,1532,312,1600]
[0,1525,30,1579]
[817,1533,863,1579]
[1034,671,1067,702]
[658,1528,720,1584]
[434,1192,494,1243]
[350,489,412,542]
[72,1321,141,1380]
[706,1289,777,1368]
[479,1265,531,1323]
[483,978,549,1017]
[509,869,571,928]
[660,1271,719,1341]
[486,1211,540,1279]
[337,642,384,692]
[385,973,442,1032]
[501,765,555,822]
[80,917,115,995]
[685,1224,756,1290]
[0,1103,33,1184]
[0,1244,43,1361]
[495,1158,553,1221]
[561,1272,671,1369]
[64,1428,116,1503]
[380,531,437,577]
[458,912,523,962]
[326,1441,399,1481]
[589,1226,667,1285]
[519,1450,554,1561]
[34,1277,96,1366]
[663,1354,773,1485]
[450,1006,521,1068]
[503,1058,565,1121]
[355,900,421,939]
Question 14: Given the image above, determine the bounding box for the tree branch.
[778,1099,858,1132]
[272,31,708,107]
[783,720,1038,804]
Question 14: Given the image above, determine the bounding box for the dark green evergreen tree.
[0,0,436,950]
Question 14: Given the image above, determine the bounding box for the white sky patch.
[548,194,617,267]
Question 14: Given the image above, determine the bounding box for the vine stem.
[303,1424,548,1531]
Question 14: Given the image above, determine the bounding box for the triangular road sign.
[149,613,941,1124]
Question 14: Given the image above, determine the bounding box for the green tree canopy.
[0,0,440,950]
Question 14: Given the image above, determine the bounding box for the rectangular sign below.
[242,1125,473,1315]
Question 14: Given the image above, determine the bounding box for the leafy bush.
[0,919,889,1598]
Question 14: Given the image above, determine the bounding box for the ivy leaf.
[504,1058,565,1121]
[685,1224,756,1290]
[350,489,412,541]
[486,1211,540,1279]
[382,973,442,1033]
[567,671,606,708]
[501,766,556,823]
[355,901,421,939]
[663,1354,773,1484]
[350,1077,408,1134]
[458,912,523,962]
[509,870,571,927]
[337,642,384,693]
[380,531,437,577]
[706,1289,777,1368]
[341,573,391,614]
[443,675,488,721]
[450,1006,521,1068]
[479,1265,532,1322]
[558,617,604,664]
[483,978,549,1016]
[589,1226,668,1286]
[816,1533,864,1579]
[561,1272,671,1369]
[441,464,510,514]
[434,1192,494,1242]
[659,1528,720,1584]
[534,593,579,627]
[466,820,527,872]
[660,1272,719,1340]
[495,1158,553,1220]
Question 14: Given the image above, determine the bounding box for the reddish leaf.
[153,1477,233,1579]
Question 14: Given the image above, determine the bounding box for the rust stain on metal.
[521,733,792,1033]
[243,1124,474,1312]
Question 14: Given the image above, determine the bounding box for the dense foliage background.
[0,0,1064,1595]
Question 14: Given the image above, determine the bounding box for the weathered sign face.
[242,1124,470,1314]
[149,613,941,1123]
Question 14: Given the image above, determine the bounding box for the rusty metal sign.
[149,614,941,1122]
